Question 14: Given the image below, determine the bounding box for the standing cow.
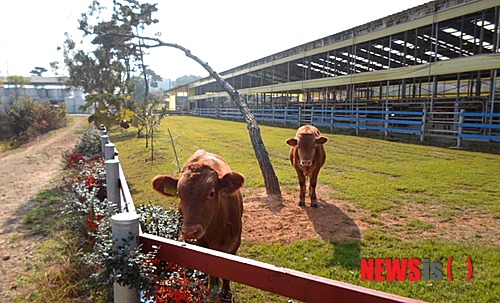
[152,149,244,300]
[286,125,328,208]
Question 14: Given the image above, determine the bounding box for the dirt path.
[0,115,88,299]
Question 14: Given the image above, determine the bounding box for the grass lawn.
[109,116,500,303]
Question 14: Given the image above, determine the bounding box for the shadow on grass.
[329,241,361,270]
[128,185,142,195]
[304,199,361,242]
[305,199,361,270]
[109,131,137,143]
[1,188,65,237]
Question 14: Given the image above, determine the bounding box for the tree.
[61,0,159,128]
[130,74,166,147]
[65,1,282,197]
[6,76,30,106]
[103,33,282,197]
[29,67,48,77]
[173,75,201,87]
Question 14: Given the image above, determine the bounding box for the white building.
[0,76,89,114]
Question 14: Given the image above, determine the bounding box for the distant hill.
[152,75,202,91]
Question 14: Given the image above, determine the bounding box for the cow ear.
[221,172,245,194]
[152,175,179,197]
[286,138,298,146]
[316,136,328,145]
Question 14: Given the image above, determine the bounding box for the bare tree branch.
[103,32,282,198]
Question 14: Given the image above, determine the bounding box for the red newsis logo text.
[360,257,473,282]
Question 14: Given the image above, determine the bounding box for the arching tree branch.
[104,33,282,198]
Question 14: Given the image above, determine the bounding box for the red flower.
[86,217,99,231]
[85,176,98,188]
[65,150,84,168]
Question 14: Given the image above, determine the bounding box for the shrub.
[66,158,108,221]
[84,218,159,302]
[64,150,85,169]
[137,204,182,240]
[147,261,211,303]
[62,132,217,302]
[5,98,67,147]
[74,127,103,158]
[0,111,14,140]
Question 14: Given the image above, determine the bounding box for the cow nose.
[181,225,204,240]
[300,160,313,166]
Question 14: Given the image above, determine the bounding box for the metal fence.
[190,106,500,146]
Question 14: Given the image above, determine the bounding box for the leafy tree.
[134,96,166,153]
[103,33,282,197]
[172,75,201,87]
[147,68,162,89]
[30,67,48,77]
[5,75,30,106]
[2,98,67,146]
[61,0,159,128]
[64,0,281,196]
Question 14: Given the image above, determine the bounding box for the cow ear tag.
[152,175,179,197]
[163,186,178,196]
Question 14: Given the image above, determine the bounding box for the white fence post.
[420,110,426,142]
[355,107,360,136]
[105,142,116,160]
[101,135,109,157]
[112,212,141,303]
[105,159,121,211]
[457,109,465,148]
[100,124,108,136]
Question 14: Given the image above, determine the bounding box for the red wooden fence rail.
[140,233,426,303]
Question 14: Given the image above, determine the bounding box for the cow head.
[152,168,244,240]
[286,133,328,166]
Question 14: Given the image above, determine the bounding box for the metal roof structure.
[184,0,499,101]
[0,76,69,86]
[170,0,500,144]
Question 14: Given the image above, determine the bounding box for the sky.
[0,0,431,81]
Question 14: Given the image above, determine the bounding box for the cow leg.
[309,172,319,208]
[209,276,232,302]
[209,275,220,289]
[220,279,233,302]
[296,169,307,207]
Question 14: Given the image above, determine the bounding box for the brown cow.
[152,149,244,299]
[286,125,328,208]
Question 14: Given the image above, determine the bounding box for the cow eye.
[208,190,216,199]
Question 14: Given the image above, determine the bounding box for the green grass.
[109,116,500,303]
[237,237,499,303]
[9,188,91,303]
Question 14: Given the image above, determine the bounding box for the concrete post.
[112,212,141,303]
[105,142,116,160]
[384,105,389,138]
[420,110,427,142]
[101,135,109,157]
[105,159,120,212]
[355,107,360,136]
[298,107,302,127]
[100,124,107,136]
[457,109,465,148]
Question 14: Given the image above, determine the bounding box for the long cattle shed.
[169,0,500,145]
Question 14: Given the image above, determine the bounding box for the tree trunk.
[211,70,282,197]
[108,34,283,198]
[153,39,282,197]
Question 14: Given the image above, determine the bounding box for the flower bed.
[62,127,217,302]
